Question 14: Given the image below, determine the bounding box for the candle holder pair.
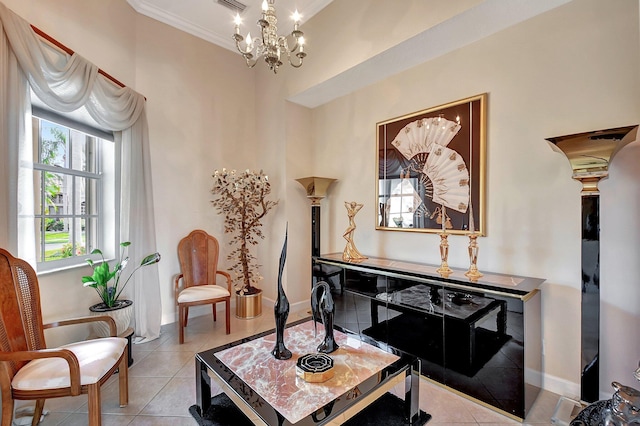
[436,232,483,281]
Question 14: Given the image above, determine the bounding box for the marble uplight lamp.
[295,177,336,257]
[546,125,638,403]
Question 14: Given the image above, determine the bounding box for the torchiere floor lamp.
[296,177,337,290]
[546,125,638,403]
[296,177,336,257]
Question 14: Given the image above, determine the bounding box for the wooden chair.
[0,248,128,426]
[175,230,231,344]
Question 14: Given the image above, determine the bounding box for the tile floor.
[16,310,561,425]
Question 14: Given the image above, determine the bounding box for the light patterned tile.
[16,312,560,425]
[466,399,520,424]
[133,333,173,352]
[140,376,197,417]
[128,415,199,425]
[523,390,560,424]
[73,376,173,416]
[40,394,88,413]
[174,356,197,378]
[128,350,194,377]
[55,413,134,426]
[152,332,210,352]
[419,380,480,424]
[12,410,71,426]
[129,348,153,366]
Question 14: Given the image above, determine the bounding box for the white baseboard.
[543,373,580,400]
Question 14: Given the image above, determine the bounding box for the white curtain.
[0,1,161,342]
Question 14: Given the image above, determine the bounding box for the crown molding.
[127,0,331,53]
[127,0,236,51]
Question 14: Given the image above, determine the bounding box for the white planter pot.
[88,299,133,337]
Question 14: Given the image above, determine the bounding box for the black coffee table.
[195,318,424,425]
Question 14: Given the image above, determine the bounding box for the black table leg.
[195,356,212,413]
[404,358,420,424]
[370,298,380,326]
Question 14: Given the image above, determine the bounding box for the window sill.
[37,261,90,276]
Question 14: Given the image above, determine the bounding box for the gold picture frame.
[376,93,487,235]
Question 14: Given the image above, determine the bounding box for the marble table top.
[214,320,400,424]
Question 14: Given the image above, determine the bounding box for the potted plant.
[82,242,161,336]
[211,168,278,318]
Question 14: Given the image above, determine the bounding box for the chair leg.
[31,400,45,426]
[1,396,14,426]
[184,306,189,327]
[179,305,185,344]
[225,298,231,335]
[118,350,129,407]
[87,383,102,426]
[213,303,217,321]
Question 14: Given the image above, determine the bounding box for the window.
[32,114,115,271]
[380,177,422,229]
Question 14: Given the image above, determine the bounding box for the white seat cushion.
[12,337,127,391]
[177,284,230,303]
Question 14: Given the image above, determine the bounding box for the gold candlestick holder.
[436,233,452,277]
[465,233,483,280]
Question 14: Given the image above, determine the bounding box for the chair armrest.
[43,315,117,337]
[0,348,81,395]
[174,273,184,305]
[216,270,232,293]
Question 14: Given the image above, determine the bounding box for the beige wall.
[2,0,639,401]
[288,0,483,96]
[132,13,258,323]
[282,0,640,399]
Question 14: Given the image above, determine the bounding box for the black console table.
[313,253,545,421]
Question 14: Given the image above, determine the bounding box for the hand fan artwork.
[377,94,486,234]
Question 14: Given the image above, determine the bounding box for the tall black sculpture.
[272,227,292,360]
[311,281,338,353]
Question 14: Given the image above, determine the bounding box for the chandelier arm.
[278,34,303,55]
[245,57,258,68]
[288,53,305,68]
[287,31,303,54]
[287,40,299,54]
[235,40,254,56]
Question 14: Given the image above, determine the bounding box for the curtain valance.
[0,1,161,343]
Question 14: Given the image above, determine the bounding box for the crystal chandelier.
[233,0,306,73]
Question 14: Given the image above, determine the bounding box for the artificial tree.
[211,168,278,295]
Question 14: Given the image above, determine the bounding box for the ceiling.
[125,0,572,108]
[126,0,333,52]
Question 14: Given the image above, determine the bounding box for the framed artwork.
[376,93,486,235]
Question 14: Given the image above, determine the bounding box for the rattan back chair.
[0,248,128,426]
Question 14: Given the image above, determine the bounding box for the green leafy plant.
[82,242,161,308]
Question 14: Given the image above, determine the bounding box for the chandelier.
[233,0,306,73]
